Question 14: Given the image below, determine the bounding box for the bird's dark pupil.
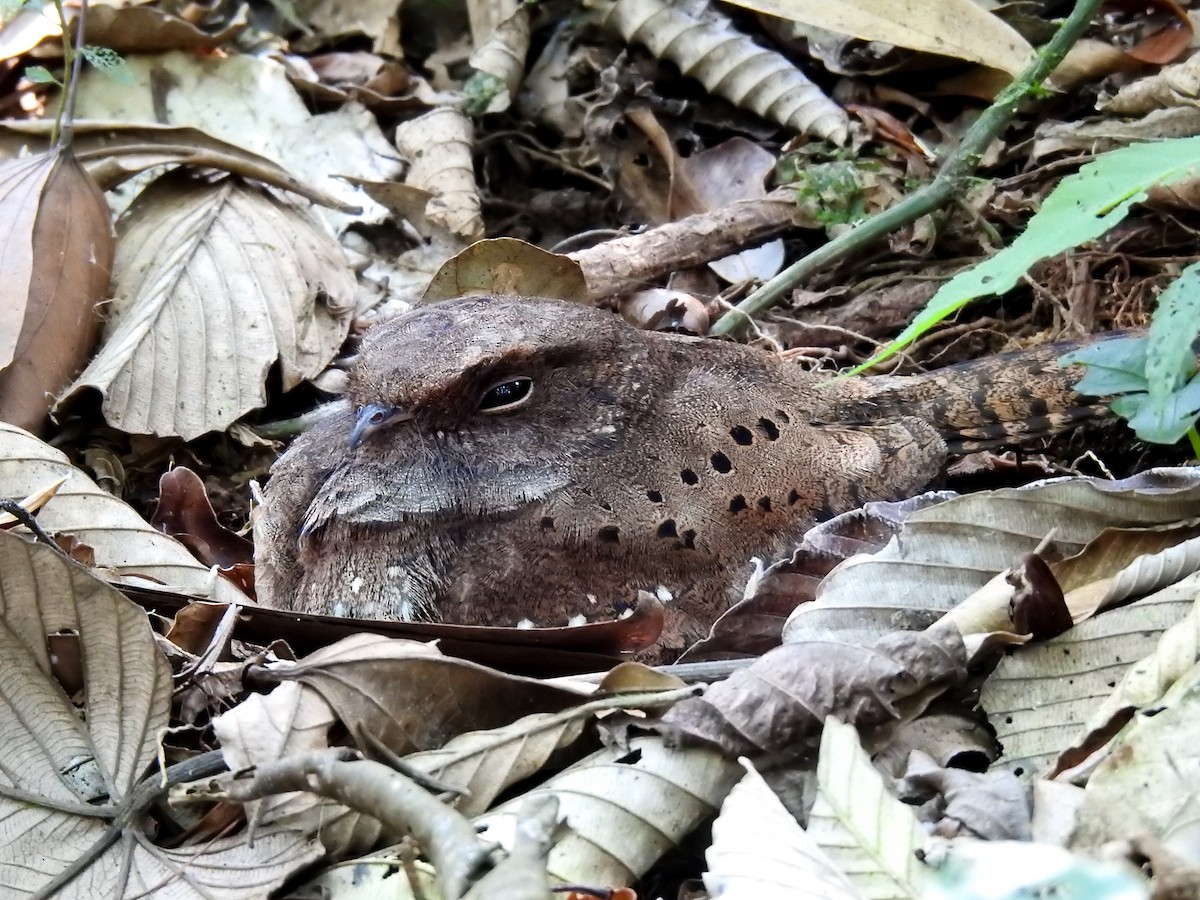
[483,378,530,408]
[369,410,385,423]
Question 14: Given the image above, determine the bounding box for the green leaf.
[1145,260,1200,401]
[79,46,134,85]
[1114,371,1200,444]
[1059,336,1150,395]
[24,65,59,86]
[857,136,1200,371]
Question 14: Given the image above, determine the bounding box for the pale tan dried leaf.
[62,173,355,439]
[597,0,850,143]
[808,717,928,897]
[72,52,402,227]
[299,0,402,55]
[0,532,318,897]
[395,107,484,242]
[787,469,1200,647]
[423,237,588,303]
[0,153,51,367]
[1103,52,1200,116]
[704,758,859,900]
[622,288,711,333]
[944,522,1200,637]
[1062,529,1200,620]
[1057,591,1200,776]
[0,422,215,591]
[214,680,384,856]
[476,736,741,885]
[0,120,358,211]
[0,2,58,60]
[1070,653,1200,853]
[407,687,693,817]
[468,7,531,113]
[1030,108,1200,161]
[0,148,113,431]
[724,0,1032,76]
[983,573,1198,779]
[83,4,247,52]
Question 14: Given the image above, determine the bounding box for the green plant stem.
[49,0,86,150]
[1187,426,1200,461]
[709,0,1105,338]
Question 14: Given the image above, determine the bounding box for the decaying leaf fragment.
[0,147,113,432]
[660,622,968,758]
[62,172,356,439]
[596,0,850,143]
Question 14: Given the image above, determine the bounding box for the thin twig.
[709,0,1106,337]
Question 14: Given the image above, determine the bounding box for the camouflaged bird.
[254,295,1104,656]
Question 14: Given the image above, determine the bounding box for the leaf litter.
[1,0,1200,897]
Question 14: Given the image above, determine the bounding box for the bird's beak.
[349,404,413,448]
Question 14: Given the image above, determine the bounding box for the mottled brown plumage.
[254,296,1106,656]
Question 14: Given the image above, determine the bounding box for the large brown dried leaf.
[272,633,586,753]
[62,173,355,439]
[659,624,968,758]
[0,148,113,431]
[0,422,216,592]
[0,531,320,897]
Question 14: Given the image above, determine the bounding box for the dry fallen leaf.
[0,146,113,432]
[62,172,356,439]
[0,422,219,592]
[0,530,322,897]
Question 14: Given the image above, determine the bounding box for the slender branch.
[49,0,86,150]
[709,0,1106,337]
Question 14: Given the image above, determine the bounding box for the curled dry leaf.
[0,147,113,432]
[467,6,532,113]
[658,624,968,759]
[1054,591,1200,777]
[0,121,359,212]
[596,0,850,144]
[0,422,217,592]
[726,0,1033,76]
[1103,50,1200,116]
[808,718,928,898]
[423,236,589,304]
[83,4,248,52]
[476,736,741,887]
[269,633,586,754]
[983,571,1200,779]
[787,469,1200,647]
[0,531,321,897]
[152,466,254,569]
[1069,651,1200,854]
[214,634,595,857]
[395,106,485,242]
[704,759,859,900]
[406,686,697,817]
[62,172,355,439]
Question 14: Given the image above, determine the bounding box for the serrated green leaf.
[79,46,134,85]
[859,136,1200,370]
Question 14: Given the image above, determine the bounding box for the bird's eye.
[478,377,534,413]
